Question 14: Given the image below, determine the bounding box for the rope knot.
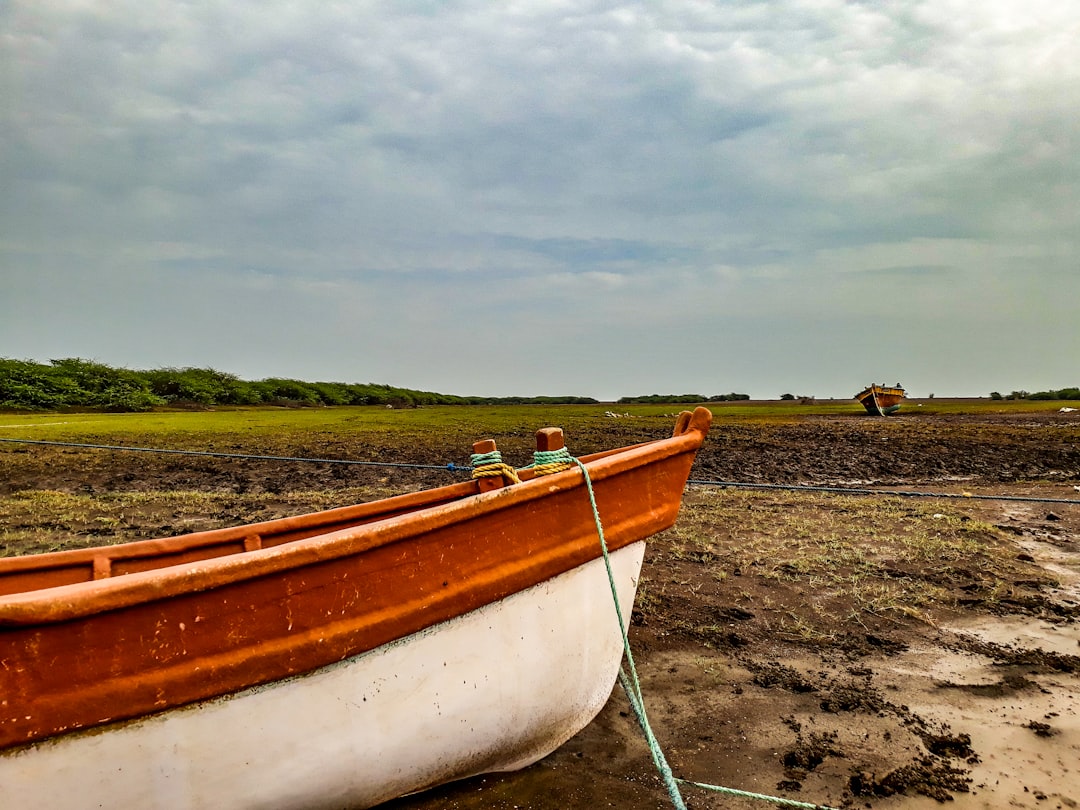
[531,446,574,476]
[469,449,522,485]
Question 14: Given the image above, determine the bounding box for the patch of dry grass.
[651,486,1045,636]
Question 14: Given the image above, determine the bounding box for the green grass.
[0,396,1071,440]
[0,404,644,438]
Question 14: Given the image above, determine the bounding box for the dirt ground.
[2,407,1079,809]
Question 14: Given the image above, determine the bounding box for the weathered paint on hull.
[855,386,905,415]
[0,543,646,810]
[0,408,712,808]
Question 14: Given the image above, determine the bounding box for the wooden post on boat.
[535,427,564,453]
[472,439,504,493]
[532,427,575,477]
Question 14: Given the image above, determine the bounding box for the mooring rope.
[573,457,838,810]
[469,449,522,484]
[2,437,1077,506]
[570,456,688,809]
[530,446,575,475]
[0,438,470,471]
[688,478,1080,506]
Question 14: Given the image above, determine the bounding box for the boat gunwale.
[855,385,905,398]
[0,481,478,573]
[0,412,709,626]
[0,442,654,576]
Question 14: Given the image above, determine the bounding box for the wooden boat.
[0,407,712,810]
[855,383,906,415]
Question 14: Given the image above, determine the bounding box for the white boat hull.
[1,542,646,809]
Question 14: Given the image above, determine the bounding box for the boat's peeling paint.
[0,409,712,808]
[855,384,906,416]
[1,543,647,810]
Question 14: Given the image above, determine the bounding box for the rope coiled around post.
[469,449,522,485]
[531,446,575,476]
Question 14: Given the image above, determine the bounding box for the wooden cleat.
[472,439,505,492]
[535,427,564,452]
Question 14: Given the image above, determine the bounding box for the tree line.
[0,358,600,412]
[989,388,1080,401]
[617,393,749,404]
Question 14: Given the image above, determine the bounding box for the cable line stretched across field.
[0,438,471,471]
[2,437,1078,506]
[687,478,1080,506]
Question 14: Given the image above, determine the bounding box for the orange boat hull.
[0,408,712,808]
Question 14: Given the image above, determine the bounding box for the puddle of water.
[1027,531,1080,619]
[890,520,1080,806]
[945,526,1080,655]
[876,645,1080,810]
[944,616,1080,658]
[888,644,1003,685]
[894,678,1080,810]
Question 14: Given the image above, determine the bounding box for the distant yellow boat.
[855,383,906,415]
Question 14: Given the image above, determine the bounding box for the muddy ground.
[2,407,1079,809]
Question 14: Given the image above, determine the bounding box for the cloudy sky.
[2,1,1077,400]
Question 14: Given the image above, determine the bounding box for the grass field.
[0,395,1071,437]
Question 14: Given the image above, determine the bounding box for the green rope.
[677,779,835,809]
[571,457,839,810]
[532,447,575,475]
[470,450,522,483]
[570,458,688,810]
[470,450,503,468]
